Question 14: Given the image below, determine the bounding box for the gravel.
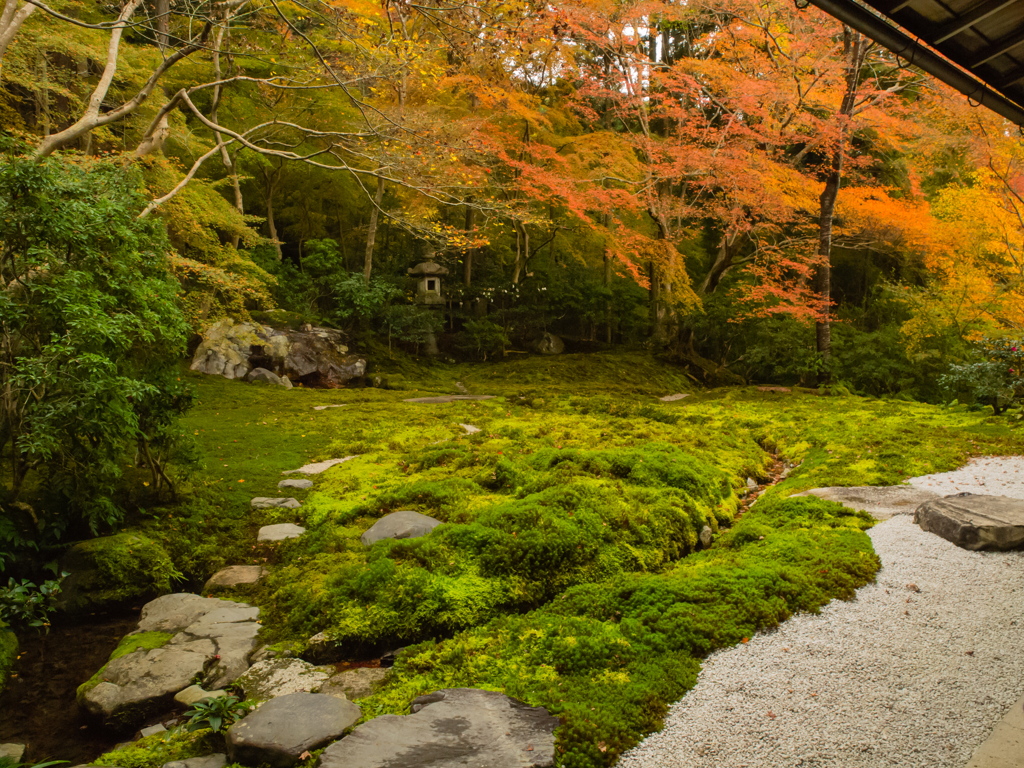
[619,457,1024,768]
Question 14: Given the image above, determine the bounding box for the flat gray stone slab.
[227,692,361,768]
[282,456,357,475]
[0,745,26,763]
[460,423,481,434]
[163,754,227,768]
[278,478,314,490]
[80,594,259,726]
[914,494,1024,550]
[320,688,558,768]
[659,393,690,402]
[258,524,305,543]
[319,667,387,700]
[403,395,495,403]
[312,404,346,411]
[236,658,330,704]
[251,497,301,510]
[795,486,941,521]
[203,565,265,592]
[361,510,442,546]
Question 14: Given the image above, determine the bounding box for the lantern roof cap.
[408,261,448,277]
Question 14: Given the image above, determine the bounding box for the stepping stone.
[278,478,314,490]
[320,688,558,768]
[459,423,481,434]
[226,692,361,768]
[757,386,791,393]
[140,723,167,737]
[659,393,690,402]
[312,404,345,411]
[163,755,227,768]
[174,685,228,707]
[914,494,1024,550]
[0,745,26,763]
[258,524,305,543]
[236,658,330,704]
[79,594,259,727]
[283,456,357,475]
[361,510,442,546]
[319,667,387,700]
[403,395,495,403]
[795,486,940,521]
[203,565,266,593]
[251,497,301,510]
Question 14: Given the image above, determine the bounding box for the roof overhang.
[804,0,1024,126]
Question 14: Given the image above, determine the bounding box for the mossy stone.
[59,533,177,615]
[0,629,17,695]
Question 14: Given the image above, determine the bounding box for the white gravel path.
[619,457,1024,768]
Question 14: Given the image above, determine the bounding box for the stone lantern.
[408,261,448,305]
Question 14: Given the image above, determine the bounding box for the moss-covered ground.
[110,351,1023,768]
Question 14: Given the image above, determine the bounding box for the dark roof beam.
[971,28,1024,69]
[806,0,1024,125]
[934,0,1020,45]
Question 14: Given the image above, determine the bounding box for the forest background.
[1,0,1024,572]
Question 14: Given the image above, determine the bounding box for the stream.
[0,612,139,764]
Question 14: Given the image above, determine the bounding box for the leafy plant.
[0,574,65,632]
[456,319,510,361]
[183,695,251,733]
[939,337,1024,414]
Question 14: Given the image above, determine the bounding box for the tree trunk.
[512,219,529,284]
[604,249,613,343]
[265,172,282,260]
[363,176,385,285]
[155,0,169,50]
[814,28,865,368]
[464,198,475,288]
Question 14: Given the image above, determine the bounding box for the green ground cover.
[107,351,1024,767]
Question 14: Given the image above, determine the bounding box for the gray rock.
[795,486,941,521]
[246,367,293,389]
[312,404,346,411]
[282,457,357,475]
[659,393,690,402]
[140,724,167,737]
[257,524,306,543]
[174,685,228,707]
[203,566,265,593]
[0,744,26,763]
[251,497,301,510]
[226,693,361,768]
[191,318,365,387]
[460,423,481,434]
[162,754,227,768]
[236,659,330,704]
[79,594,259,727]
[320,688,559,768]
[319,667,387,700]
[278,478,314,490]
[302,632,337,664]
[914,494,1024,550]
[361,510,443,546]
[533,332,564,355]
[700,525,714,548]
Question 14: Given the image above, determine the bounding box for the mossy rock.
[250,309,307,330]
[59,533,178,615]
[0,628,17,695]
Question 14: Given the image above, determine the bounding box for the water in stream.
[0,612,139,764]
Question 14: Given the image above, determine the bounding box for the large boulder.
[914,494,1024,550]
[320,688,559,768]
[190,318,366,387]
[59,533,176,614]
[78,594,260,727]
[360,510,442,546]
[235,658,330,704]
[533,332,564,355]
[226,693,361,768]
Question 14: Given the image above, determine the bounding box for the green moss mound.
[59,533,180,614]
[0,629,17,695]
[93,727,216,768]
